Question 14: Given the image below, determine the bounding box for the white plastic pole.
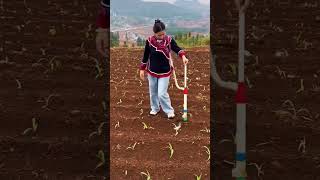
[170,54,188,121]
[232,4,248,179]
[238,12,245,82]
[182,64,188,121]
[212,0,249,178]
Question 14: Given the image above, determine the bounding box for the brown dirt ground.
[110,47,210,179]
[0,0,108,179]
[212,0,320,179]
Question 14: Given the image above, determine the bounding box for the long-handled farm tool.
[211,0,250,179]
[170,54,188,122]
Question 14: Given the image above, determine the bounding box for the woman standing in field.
[96,0,109,57]
[139,19,189,119]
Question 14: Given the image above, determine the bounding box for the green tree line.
[174,32,210,48]
[111,32,120,47]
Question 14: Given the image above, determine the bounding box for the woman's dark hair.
[153,19,165,33]
[101,0,109,8]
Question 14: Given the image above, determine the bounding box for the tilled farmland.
[110,47,210,179]
[0,0,107,179]
[212,0,320,179]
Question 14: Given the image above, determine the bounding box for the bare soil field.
[0,0,107,179]
[110,47,210,179]
[212,0,320,179]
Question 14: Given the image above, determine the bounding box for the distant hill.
[111,0,201,19]
[174,0,209,16]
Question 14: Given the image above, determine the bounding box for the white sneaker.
[167,112,175,119]
[150,110,159,115]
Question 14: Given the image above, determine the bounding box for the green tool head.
[182,113,188,122]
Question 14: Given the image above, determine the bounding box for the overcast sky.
[142,0,210,5]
